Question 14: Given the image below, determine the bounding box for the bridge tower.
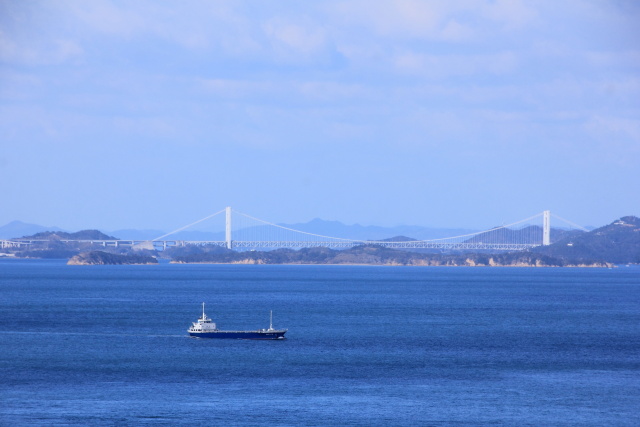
[225,206,232,249]
[543,210,551,246]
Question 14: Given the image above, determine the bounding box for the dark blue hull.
[189,330,287,339]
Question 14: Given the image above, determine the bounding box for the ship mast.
[269,310,273,331]
[202,302,205,319]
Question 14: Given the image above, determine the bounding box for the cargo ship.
[188,303,287,339]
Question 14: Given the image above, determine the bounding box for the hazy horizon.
[1,212,611,241]
[2,1,638,231]
[0,209,628,235]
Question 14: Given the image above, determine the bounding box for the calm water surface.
[1,259,639,426]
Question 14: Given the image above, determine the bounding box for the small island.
[68,251,158,265]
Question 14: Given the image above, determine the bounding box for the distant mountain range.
[278,218,477,241]
[0,221,65,239]
[0,218,610,249]
[1,219,478,241]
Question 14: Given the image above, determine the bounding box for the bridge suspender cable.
[400,213,545,243]
[234,210,545,244]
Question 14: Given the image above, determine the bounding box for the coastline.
[169,260,614,268]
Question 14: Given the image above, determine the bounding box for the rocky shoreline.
[169,246,613,267]
[68,251,158,265]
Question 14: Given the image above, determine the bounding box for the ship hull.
[189,330,287,339]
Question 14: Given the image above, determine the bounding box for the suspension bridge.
[2,208,589,252]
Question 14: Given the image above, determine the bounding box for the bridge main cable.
[152,208,227,241]
[233,209,366,242]
[233,209,545,245]
[551,213,590,232]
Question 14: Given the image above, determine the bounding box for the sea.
[0,259,639,426]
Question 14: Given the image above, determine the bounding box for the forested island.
[68,251,158,265]
[9,230,117,259]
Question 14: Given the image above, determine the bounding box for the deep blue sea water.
[1,259,639,426]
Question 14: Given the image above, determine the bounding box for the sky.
[1,0,639,232]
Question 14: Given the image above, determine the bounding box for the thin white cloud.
[199,78,275,99]
[329,0,537,42]
[586,115,640,146]
[479,0,538,30]
[65,0,145,38]
[264,20,327,56]
[0,29,83,65]
[393,51,519,77]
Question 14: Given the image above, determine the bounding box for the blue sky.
[1,0,639,231]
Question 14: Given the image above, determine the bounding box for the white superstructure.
[188,302,218,333]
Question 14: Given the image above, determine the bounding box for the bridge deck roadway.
[6,239,538,251]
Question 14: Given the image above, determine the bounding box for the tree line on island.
[68,251,158,265]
